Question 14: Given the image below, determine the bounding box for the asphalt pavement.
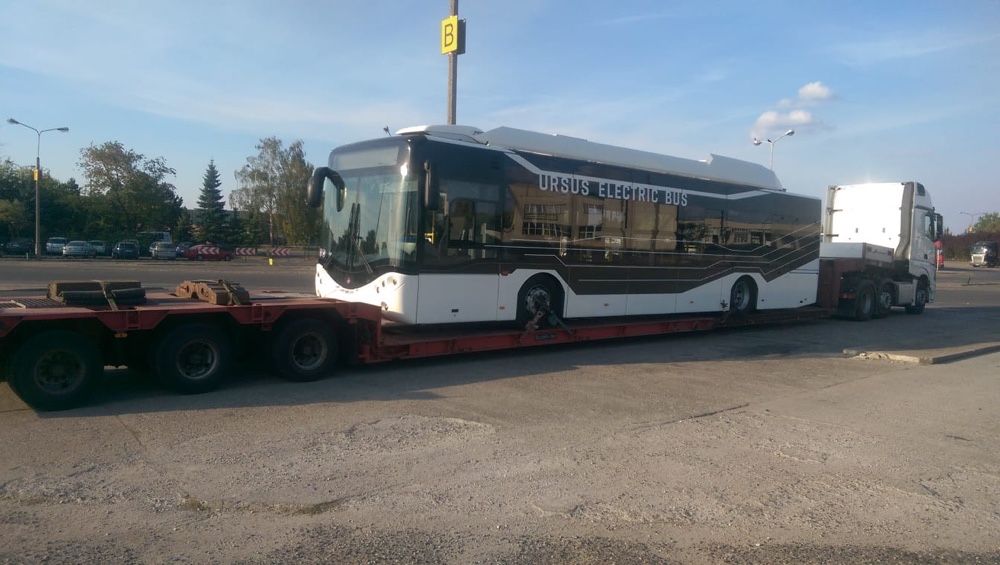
[0,260,999,563]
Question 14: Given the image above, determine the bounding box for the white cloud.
[750,82,835,139]
[798,81,833,103]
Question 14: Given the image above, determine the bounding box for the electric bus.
[307,125,821,325]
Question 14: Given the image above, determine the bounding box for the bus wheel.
[729,277,757,316]
[517,276,562,329]
[270,318,338,382]
[874,280,894,318]
[906,281,928,315]
[154,323,232,394]
[852,280,876,321]
[10,330,102,411]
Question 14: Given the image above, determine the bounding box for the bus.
[307,125,821,325]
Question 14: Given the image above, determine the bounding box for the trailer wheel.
[874,280,894,319]
[10,330,102,411]
[729,277,757,316]
[270,318,338,382]
[906,282,928,315]
[517,276,563,329]
[154,324,232,394]
[852,280,876,321]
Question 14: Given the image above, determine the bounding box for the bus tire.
[10,330,102,411]
[270,318,338,382]
[729,277,757,316]
[154,323,232,394]
[905,281,928,315]
[517,275,563,328]
[874,279,894,318]
[852,280,876,321]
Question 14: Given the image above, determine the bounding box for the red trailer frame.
[0,280,832,411]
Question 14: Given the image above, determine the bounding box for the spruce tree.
[196,160,226,242]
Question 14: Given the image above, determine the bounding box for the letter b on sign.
[441,15,466,54]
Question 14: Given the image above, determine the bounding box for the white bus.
[307,125,821,326]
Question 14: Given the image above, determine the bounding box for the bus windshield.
[320,165,418,286]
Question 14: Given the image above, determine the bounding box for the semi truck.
[0,127,942,411]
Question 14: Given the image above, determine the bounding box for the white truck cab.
[821,181,943,317]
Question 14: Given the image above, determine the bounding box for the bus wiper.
[353,232,374,275]
[346,202,373,275]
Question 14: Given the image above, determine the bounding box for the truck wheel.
[852,280,876,321]
[270,318,338,382]
[729,277,757,316]
[516,276,563,329]
[154,324,232,394]
[10,330,102,411]
[874,280,894,318]
[905,284,928,315]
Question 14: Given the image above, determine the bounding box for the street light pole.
[752,129,795,170]
[6,118,69,257]
[959,211,985,234]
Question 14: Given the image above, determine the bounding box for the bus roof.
[396,124,783,191]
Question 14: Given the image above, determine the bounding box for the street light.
[6,118,70,257]
[752,129,795,170]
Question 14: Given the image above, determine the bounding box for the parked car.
[150,241,177,260]
[62,240,96,258]
[45,237,68,255]
[4,238,34,256]
[970,241,999,268]
[88,240,109,256]
[183,243,234,261]
[175,241,192,255]
[111,241,140,260]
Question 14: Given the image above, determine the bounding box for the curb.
[844,343,1000,365]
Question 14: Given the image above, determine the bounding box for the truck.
[0,127,942,411]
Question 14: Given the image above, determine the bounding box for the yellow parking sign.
[441,15,465,55]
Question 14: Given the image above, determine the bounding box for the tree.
[196,160,226,242]
[231,137,317,245]
[78,142,183,235]
[0,199,28,238]
[972,212,1000,234]
[174,209,194,243]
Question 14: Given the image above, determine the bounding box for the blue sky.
[1,0,998,231]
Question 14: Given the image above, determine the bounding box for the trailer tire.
[154,323,232,394]
[729,277,757,316]
[10,330,102,411]
[874,279,894,319]
[517,275,563,329]
[906,282,928,315]
[270,318,338,382]
[852,280,876,321]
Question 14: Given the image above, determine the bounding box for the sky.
[1,0,998,232]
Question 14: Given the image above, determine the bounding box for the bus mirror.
[423,161,440,211]
[935,213,943,239]
[307,167,345,210]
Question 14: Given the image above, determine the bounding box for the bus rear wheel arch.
[729,276,757,316]
[517,275,565,328]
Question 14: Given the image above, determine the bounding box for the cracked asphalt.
[1,263,999,563]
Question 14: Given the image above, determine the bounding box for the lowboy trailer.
[0,254,923,412]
